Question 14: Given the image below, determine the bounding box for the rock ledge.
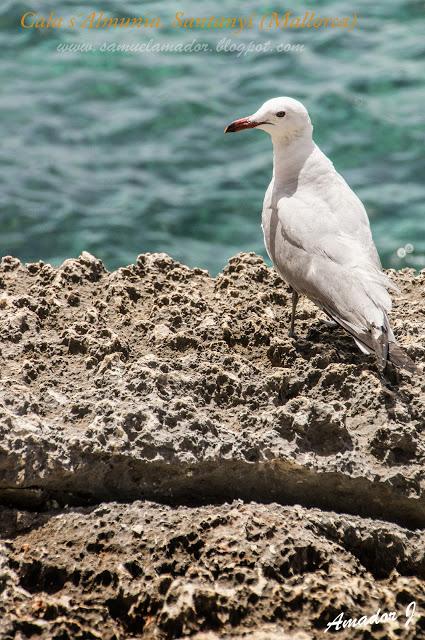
[0,252,424,639]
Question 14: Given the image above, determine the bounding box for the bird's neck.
[272,131,315,191]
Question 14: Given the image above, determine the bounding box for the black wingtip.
[388,343,420,375]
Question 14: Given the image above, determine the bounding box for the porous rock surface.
[2,501,425,639]
[0,251,424,639]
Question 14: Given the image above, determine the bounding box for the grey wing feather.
[270,179,413,372]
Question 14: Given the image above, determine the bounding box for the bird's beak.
[224,117,259,133]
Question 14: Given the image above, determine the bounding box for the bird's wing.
[332,172,383,270]
[273,184,396,367]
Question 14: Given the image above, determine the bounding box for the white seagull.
[225,97,417,374]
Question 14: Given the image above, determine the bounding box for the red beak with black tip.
[224,117,259,133]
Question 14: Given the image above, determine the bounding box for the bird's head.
[225,97,312,143]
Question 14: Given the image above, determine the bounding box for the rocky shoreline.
[0,252,424,639]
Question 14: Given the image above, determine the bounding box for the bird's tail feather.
[321,304,419,375]
[388,342,419,375]
[371,324,389,372]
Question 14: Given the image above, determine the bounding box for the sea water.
[0,0,423,274]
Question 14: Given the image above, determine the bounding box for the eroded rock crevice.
[0,456,424,531]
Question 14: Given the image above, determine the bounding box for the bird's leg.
[289,290,299,338]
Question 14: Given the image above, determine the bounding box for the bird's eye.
[276,111,286,118]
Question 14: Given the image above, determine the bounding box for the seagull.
[225,97,417,374]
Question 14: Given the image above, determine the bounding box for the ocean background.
[0,0,424,274]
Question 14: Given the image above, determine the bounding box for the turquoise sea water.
[0,0,424,274]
